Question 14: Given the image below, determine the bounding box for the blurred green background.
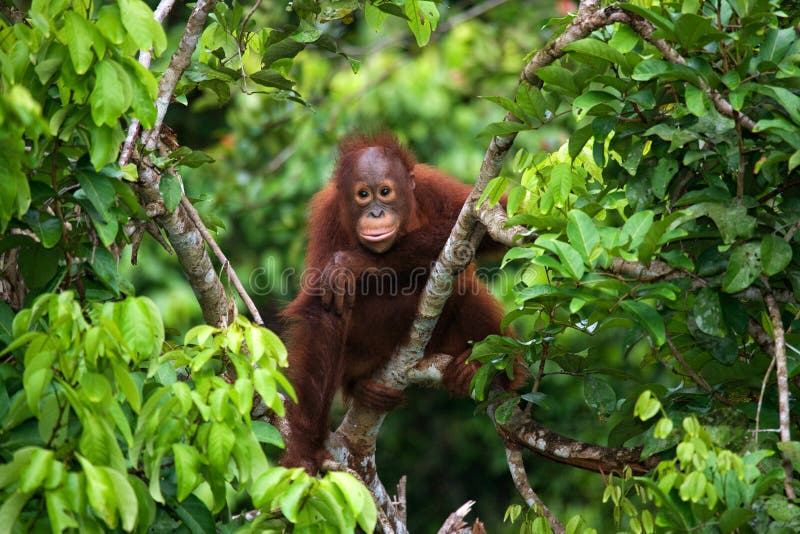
[123,1,638,530]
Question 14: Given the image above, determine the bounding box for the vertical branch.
[142,0,220,152]
[763,279,796,499]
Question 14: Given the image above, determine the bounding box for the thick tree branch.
[135,165,232,326]
[499,406,657,475]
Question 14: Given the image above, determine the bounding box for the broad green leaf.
[584,375,616,416]
[77,171,115,222]
[566,210,599,264]
[622,210,654,249]
[705,203,756,244]
[122,58,158,128]
[632,60,701,85]
[77,455,117,528]
[208,421,235,473]
[45,489,79,532]
[651,158,678,199]
[279,478,313,522]
[89,123,125,171]
[23,210,62,249]
[692,287,726,338]
[564,38,627,66]
[0,491,31,534]
[553,241,585,280]
[119,0,167,55]
[517,84,548,122]
[761,234,792,276]
[252,421,284,447]
[103,468,138,531]
[91,60,127,127]
[550,162,573,206]
[722,242,761,293]
[405,0,438,47]
[117,296,164,363]
[620,300,665,346]
[20,447,54,493]
[476,120,528,138]
[364,0,389,32]
[173,444,203,501]
[685,84,707,117]
[96,5,126,44]
[60,11,95,75]
[159,173,182,212]
[634,390,662,421]
[572,90,619,122]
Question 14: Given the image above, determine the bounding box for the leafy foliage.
[0,292,375,532]
[471,0,800,530]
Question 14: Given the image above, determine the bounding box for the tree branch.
[762,278,796,499]
[141,0,219,152]
[504,447,564,533]
[179,196,264,325]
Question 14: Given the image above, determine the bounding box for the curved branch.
[504,448,564,534]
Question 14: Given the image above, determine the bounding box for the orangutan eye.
[380,187,391,196]
[358,190,369,198]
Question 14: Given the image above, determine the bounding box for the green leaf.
[722,242,761,293]
[685,84,707,117]
[405,0,438,47]
[60,11,95,75]
[692,287,726,338]
[91,60,127,127]
[0,491,31,534]
[719,507,755,533]
[553,241,585,281]
[119,0,167,56]
[651,158,678,199]
[251,421,284,447]
[517,84,548,122]
[249,69,295,91]
[633,390,661,421]
[173,444,203,501]
[23,211,62,249]
[103,468,138,531]
[622,210,654,249]
[20,447,54,493]
[89,123,125,171]
[158,173,182,213]
[77,455,117,528]
[584,375,616,416]
[117,296,164,363]
[121,58,158,128]
[572,90,619,122]
[550,162,573,206]
[208,422,235,473]
[279,478,313,522]
[364,0,389,32]
[620,300,665,346]
[632,60,701,85]
[77,171,115,222]
[566,210,599,264]
[761,234,792,276]
[705,203,756,244]
[476,120,528,138]
[564,38,627,66]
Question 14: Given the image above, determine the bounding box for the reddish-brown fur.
[280,133,509,472]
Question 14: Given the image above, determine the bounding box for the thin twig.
[505,448,565,534]
[762,278,796,499]
[666,334,732,405]
[754,356,776,446]
[180,196,264,325]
